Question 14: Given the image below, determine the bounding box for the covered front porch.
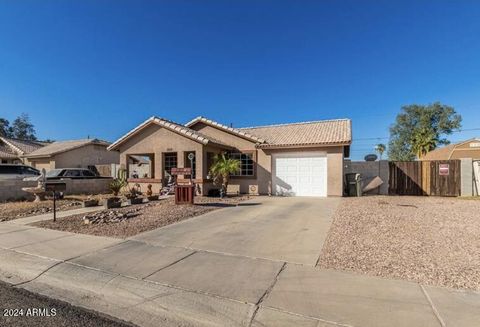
[108,117,251,196]
[122,145,229,195]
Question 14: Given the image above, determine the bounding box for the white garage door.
[273,153,327,197]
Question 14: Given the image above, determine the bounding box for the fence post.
[460,158,473,197]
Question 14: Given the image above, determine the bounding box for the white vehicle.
[0,164,41,180]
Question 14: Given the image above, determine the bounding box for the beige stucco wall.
[193,123,269,195]
[27,144,119,172]
[54,144,119,168]
[115,124,204,183]
[263,146,344,197]
[29,158,55,171]
[112,121,347,197]
[192,123,346,196]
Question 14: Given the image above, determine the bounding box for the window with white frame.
[229,152,254,176]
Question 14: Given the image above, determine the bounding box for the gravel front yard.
[0,199,80,222]
[0,194,111,222]
[32,196,250,238]
[318,196,480,291]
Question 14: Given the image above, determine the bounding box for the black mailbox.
[45,182,66,222]
[45,182,67,192]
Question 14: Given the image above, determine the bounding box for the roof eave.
[185,116,204,128]
[108,116,227,151]
[24,140,109,158]
[21,154,52,159]
[206,140,235,150]
[185,117,266,144]
[108,116,157,151]
[0,137,25,155]
[256,141,352,149]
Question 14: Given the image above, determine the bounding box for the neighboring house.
[0,136,47,164]
[23,138,120,171]
[421,138,480,160]
[108,116,352,197]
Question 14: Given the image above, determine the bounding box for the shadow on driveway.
[196,202,262,208]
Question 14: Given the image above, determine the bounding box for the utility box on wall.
[248,184,259,195]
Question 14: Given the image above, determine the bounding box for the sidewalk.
[9,205,104,225]
[1,219,479,326]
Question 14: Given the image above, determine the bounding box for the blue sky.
[0,1,479,159]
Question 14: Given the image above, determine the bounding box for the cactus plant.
[109,168,128,196]
[117,168,127,182]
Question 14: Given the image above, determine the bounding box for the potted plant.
[82,196,99,208]
[208,153,240,198]
[105,169,127,209]
[146,184,159,201]
[126,183,143,205]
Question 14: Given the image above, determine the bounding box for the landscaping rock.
[82,208,142,224]
[33,196,251,238]
[318,196,480,291]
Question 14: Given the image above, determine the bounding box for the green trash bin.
[345,173,362,197]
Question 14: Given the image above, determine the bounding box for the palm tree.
[374,144,387,195]
[208,153,241,197]
[411,128,438,159]
[375,144,386,160]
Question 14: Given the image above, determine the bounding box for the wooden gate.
[389,160,461,196]
[388,161,425,195]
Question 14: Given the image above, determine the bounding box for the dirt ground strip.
[32,196,251,238]
[0,281,137,327]
[318,196,480,291]
[0,194,111,222]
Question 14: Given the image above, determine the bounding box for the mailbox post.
[45,182,67,222]
[187,152,195,183]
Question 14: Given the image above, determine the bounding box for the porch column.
[155,151,163,184]
[196,149,203,181]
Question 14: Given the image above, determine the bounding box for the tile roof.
[185,116,266,143]
[0,137,46,155]
[0,145,18,159]
[24,138,111,158]
[239,119,352,148]
[108,117,232,151]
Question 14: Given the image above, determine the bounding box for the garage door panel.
[273,154,327,197]
[299,176,310,183]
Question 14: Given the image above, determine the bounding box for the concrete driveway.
[2,197,480,327]
[132,196,340,265]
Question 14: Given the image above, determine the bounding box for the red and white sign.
[439,164,449,176]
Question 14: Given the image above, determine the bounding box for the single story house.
[0,136,47,164]
[421,138,480,160]
[108,116,351,197]
[23,138,120,171]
